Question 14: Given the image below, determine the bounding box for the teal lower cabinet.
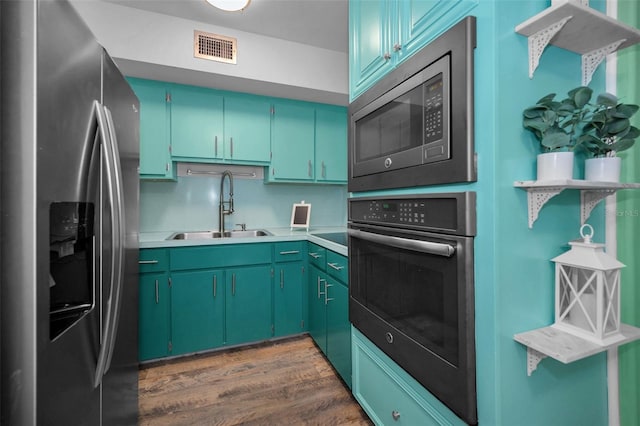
[307,243,351,388]
[138,249,171,361]
[308,267,329,354]
[352,327,467,426]
[325,277,350,388]
[273,242,307,337]
[273,262,306,337]
[225,265,273,345]
[170,269,224,356]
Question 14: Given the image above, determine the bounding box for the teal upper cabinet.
[127,78,174,180]
[269,100,316,182]
[170,84,224,160]
[315,105,348,183]
[170,83,271,165]
[349,0,395,100]
[268,101,347,184]
[349,0,478,100]
[223,94,271,163]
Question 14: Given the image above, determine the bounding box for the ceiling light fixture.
[205,0,250,12]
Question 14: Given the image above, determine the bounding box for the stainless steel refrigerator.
[0,0,140,424]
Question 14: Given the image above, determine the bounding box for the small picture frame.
[290,202,311,230]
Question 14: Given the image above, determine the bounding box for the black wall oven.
[348,193,477,425]
[348,16,476,192]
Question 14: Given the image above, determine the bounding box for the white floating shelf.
[514,180,640,228]
[515,0,640,84]
[514,324,640,376]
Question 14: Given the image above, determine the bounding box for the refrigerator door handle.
[102,105,126,375]
[93,101,126,388]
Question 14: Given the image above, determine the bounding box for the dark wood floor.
[138,335,373,425]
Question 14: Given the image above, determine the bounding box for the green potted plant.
[575,92,639,182]
[522,86,593,181]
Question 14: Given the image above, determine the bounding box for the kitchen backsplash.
[140,176,347,232]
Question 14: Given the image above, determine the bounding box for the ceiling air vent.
[194,30,237,64]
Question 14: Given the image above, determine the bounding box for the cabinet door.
[224,95,271,163]
[274,262,306,337]
[226,265,273,345]
[170,84,223,159]
[326,280,351,388]
[127,78,172,179]
[138,272,170,361]
[315,105,347,183]
[398,0,478,61]
[171,270,224,355]
[349,0,396,100]
[308,267,328,354]
[269,101,315,181]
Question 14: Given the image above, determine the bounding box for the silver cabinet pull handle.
[279,250,300,255]
[232,273,236,296]
[280,269,284,289]
[321,161,326,178]
[155,279,159,304]
[308,252,321,259]
[324,283,334,305]
[392,410,401,421]
[230,137,233,157]
[308,159,312,177]
[213,275,217,298]
[214,135,218,157]
[317,276,326,298]
[139,260,158,264]
[327,262,344,271]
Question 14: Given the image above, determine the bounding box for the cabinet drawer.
[326,250,348,284]
[307,243,326,270]
[171,243,272,271]
[274,241,305,263]
[353,329,465,426]
[138,249,169,273]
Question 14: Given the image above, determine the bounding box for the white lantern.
[551,224,626,345]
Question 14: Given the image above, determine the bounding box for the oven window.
[354,83,423,163]
[351,235,459,365]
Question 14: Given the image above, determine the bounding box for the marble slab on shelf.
[514,324,640,364]
[513,179,640,190]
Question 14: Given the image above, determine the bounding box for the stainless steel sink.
[167,229,272,240]
[224,229,271,238]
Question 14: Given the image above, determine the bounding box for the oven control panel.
[348,192,476,236]
[352,200,428,225]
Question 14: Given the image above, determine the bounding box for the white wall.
[71,0,348,105]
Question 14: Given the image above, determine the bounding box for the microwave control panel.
[424,74,444,144]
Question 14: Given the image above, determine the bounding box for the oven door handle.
[348,229,456,257]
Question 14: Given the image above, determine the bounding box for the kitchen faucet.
[219,170,234,234]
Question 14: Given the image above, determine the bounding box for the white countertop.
[139,226,348,256]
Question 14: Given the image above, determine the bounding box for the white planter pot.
[537,152,574,181]
[585,157,621,182]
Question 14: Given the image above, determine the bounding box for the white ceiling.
[101,0,349,53]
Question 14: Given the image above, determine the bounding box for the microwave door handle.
[347,229,456,257]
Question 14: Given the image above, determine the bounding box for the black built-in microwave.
[348,16,476,192]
